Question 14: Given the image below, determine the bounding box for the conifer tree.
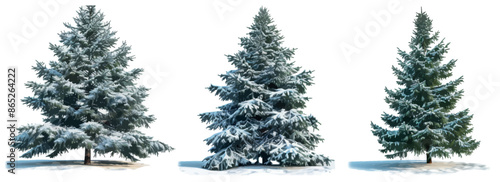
[200,7,331,170]
[371,9,480,163]
[14,5,172,165]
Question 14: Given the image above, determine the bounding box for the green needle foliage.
[371,9,479,163]
[14,5,172,164]
[200,7,331,170]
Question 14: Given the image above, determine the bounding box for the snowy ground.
[348,160,488,173]
[178,161,334,175]
[13,160,146,170]
[5,157,496,182]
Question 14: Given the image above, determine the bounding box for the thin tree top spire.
[257,7,271,19]
[411,9,438,50]
[86,5,96,13]
[251,7,274,28]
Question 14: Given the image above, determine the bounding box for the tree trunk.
[262,157,268,164]
[426,153,432,164]
[84,148,91,165]
[261,152,270,165]
[424,144,432,164]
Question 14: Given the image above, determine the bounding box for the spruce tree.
[370,9,480,163]
[200,7,331,170]
[14,5,172,165]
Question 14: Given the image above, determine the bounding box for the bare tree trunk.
[426,153,432,164]
[84,148,91,165]
[424,144,432,164]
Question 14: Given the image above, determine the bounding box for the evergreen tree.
[370,9,479,163]
[14,5,172,165]
[200,7,331,170]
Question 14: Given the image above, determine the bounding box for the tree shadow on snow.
[349,160,488,174]
[8,160,146,170]
[178,161,204,168]
[178,161,334,175]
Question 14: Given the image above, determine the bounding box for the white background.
[1,0,499,181]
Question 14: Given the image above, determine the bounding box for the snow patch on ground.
[349,160,488,174]
[3,158,496,182]
[178,161,334,175]
[9,160,146,170]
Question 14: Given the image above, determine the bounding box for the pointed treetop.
[257,7,270,18]
[76,5,99,21]
[411,8,439,50]
[253,7,273,27]
[86,5,96,12]
[85,5,97,17]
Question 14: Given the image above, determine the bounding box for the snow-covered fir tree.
[200,7,332,170]
[370,9,480,163]
[14,5,172,165]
